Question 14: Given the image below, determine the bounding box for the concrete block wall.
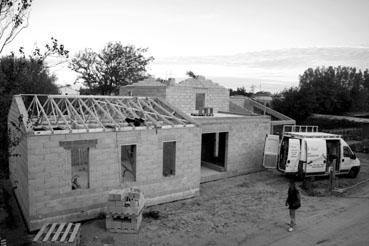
[197,116,271,173]
[166,86,229,114]
[230,96,254,111]
[26,126,201,230]
[8,98,29,223]
[119,86,166,98]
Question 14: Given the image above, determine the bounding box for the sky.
[3,0,369,91]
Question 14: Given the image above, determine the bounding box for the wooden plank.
[68,223,81,243]
[92,98,119,127]
[51,223,65,242]
[33,223,48,241]
[34,96,54,133]
[42,223,57,242]
[140,99,174,126]
[60,223,73,242]
[79,98,106,129]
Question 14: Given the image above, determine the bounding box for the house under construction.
[9,77,282,231]
[8,95,200,230]
[120,77,273,181]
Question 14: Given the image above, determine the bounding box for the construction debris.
[106,188,145,233]
[32,222,81,246]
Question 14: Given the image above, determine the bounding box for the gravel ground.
[1,153,368,246]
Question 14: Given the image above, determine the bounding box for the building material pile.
[106,188,145,233]
[32,223,81,246]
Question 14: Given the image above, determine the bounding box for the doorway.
[326,140,340,172]
[201,132,228,172]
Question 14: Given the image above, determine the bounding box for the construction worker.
[285,179,301,232]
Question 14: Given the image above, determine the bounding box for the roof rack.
[286,132,341,139]
[282,125,318,135]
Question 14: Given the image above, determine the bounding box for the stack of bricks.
[106,188,145,233]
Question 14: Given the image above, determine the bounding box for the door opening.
[201,132,228,172]
[326,140,340,172]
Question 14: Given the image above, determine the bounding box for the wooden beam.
[34,96,54,132]
[64,98,89,130]
[103,98,128,124]
[91,98,120,128]
[139,99,174,126]
[156,97,197,126]
[50,98,72,130]
[129,99,161,127]
[78,98,106,129]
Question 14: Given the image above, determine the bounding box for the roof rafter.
[20,95,195,134]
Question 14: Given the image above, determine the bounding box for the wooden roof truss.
[21,95,194,134]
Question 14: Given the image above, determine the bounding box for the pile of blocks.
[106,187,145,233]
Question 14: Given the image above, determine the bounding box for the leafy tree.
[0,55,59,175]
[272,66,369,123]
[70,42,154,95]
[0,0,32,54]
[186,70,200,79]
[229,86,253,97]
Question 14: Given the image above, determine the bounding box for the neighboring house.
[58,85,79,95]
[230,96,295,135]
[121,77,271,182]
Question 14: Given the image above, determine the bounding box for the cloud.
[155,47,369,69]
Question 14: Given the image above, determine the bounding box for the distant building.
[58,85,79,95]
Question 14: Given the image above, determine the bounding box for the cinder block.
[105,212,143,233]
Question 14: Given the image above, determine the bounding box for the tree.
[229,86,253,97]
[272,66,369,123]
[0,0,32,54]
[70,42,154,95]
[0,55,59,175]
[186,70,200,79]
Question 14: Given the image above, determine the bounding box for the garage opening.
[121,145,136,182]
[201,132,228,172]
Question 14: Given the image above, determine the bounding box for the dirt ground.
[1,153,369,246]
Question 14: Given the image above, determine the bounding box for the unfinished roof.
[14,95,196,135]
[124,78,166,87]
[178,76,226,89]
[230,96,295,125]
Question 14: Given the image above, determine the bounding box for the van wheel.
[348,167,359,178]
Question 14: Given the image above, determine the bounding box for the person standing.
[285,179,301,232]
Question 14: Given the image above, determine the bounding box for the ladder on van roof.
[282,125,319,135]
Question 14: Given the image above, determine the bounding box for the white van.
[263,126,360,178]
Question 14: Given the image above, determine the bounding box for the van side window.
[343,146,352,157]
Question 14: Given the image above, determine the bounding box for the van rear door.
[305,138,327,173]
[285,138,300,173]
[263,134,279,169]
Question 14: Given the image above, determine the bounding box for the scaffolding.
[19,95,195,134]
